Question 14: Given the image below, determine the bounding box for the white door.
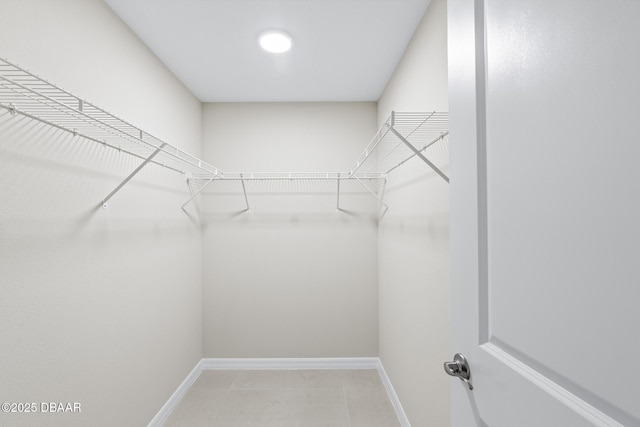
[448,1,640,426]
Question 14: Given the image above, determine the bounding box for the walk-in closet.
[9,0,639,426]
[0,1,450,425]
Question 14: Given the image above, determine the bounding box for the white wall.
[201,102,379,357]
[377,1,451,426]
[0,1,203,426]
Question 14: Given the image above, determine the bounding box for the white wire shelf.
[186,172,387,214]
[0,56,448,214]
[0,57,222,205]
[215,172,384,181]
[349,111,449,182]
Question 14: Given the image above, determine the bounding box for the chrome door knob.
[444,353,473,390]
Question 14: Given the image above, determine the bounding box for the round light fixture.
[259,30,292,53]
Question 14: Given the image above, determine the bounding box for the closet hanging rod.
[0,100,219,177]
[0,101,184,175]
[213,172,386,181]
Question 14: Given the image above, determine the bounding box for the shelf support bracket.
[181,174,218,211]
[102,143,167,205]
[240,173,250,211]
[185,178,199,215]
[336,175,341,211]
[389,127,449,183]
[354,176,389,218]
[378,178,387,214]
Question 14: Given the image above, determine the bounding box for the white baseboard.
[147,359,203,427]
[376,359,412,427]
[201,357,380,370]
[148,357,410,427]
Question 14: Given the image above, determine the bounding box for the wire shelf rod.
[0,101,189,175]
[348,119,392,177]
[399,110,437,140]
[385,132,449,174]
[367,139,405,173]
[0,58,222,177]
[1,74,149,145]
[0,89,216,175]
[0,101,188,174]
[206,173,386,181]
[1,80,219,175]
[102,143,168,206]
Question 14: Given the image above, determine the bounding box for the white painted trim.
[376,359,412,427]
[482,343,624,427]
[201,357,380,370]
[147,359,204,427]
[148,357,410,427]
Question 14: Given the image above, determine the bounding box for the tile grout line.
[341,372,354,427]
[154,359,408,427]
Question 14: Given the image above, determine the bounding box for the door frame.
[448,0,486,424]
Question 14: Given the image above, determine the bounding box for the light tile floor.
[163,369,401,427]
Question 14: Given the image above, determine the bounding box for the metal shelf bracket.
[389,127,449,183]
[240,173,250,211]
[102,143,168,205]
[336,175,341,211]
[181,174,219,212]
[353,174,389,218]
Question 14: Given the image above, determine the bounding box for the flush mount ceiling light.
[258,30,292,53]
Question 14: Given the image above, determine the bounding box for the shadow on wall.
[0,111,200,244]
[201,210,379,227]
[384,168,450,192]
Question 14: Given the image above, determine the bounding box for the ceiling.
[104,0,431,102]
